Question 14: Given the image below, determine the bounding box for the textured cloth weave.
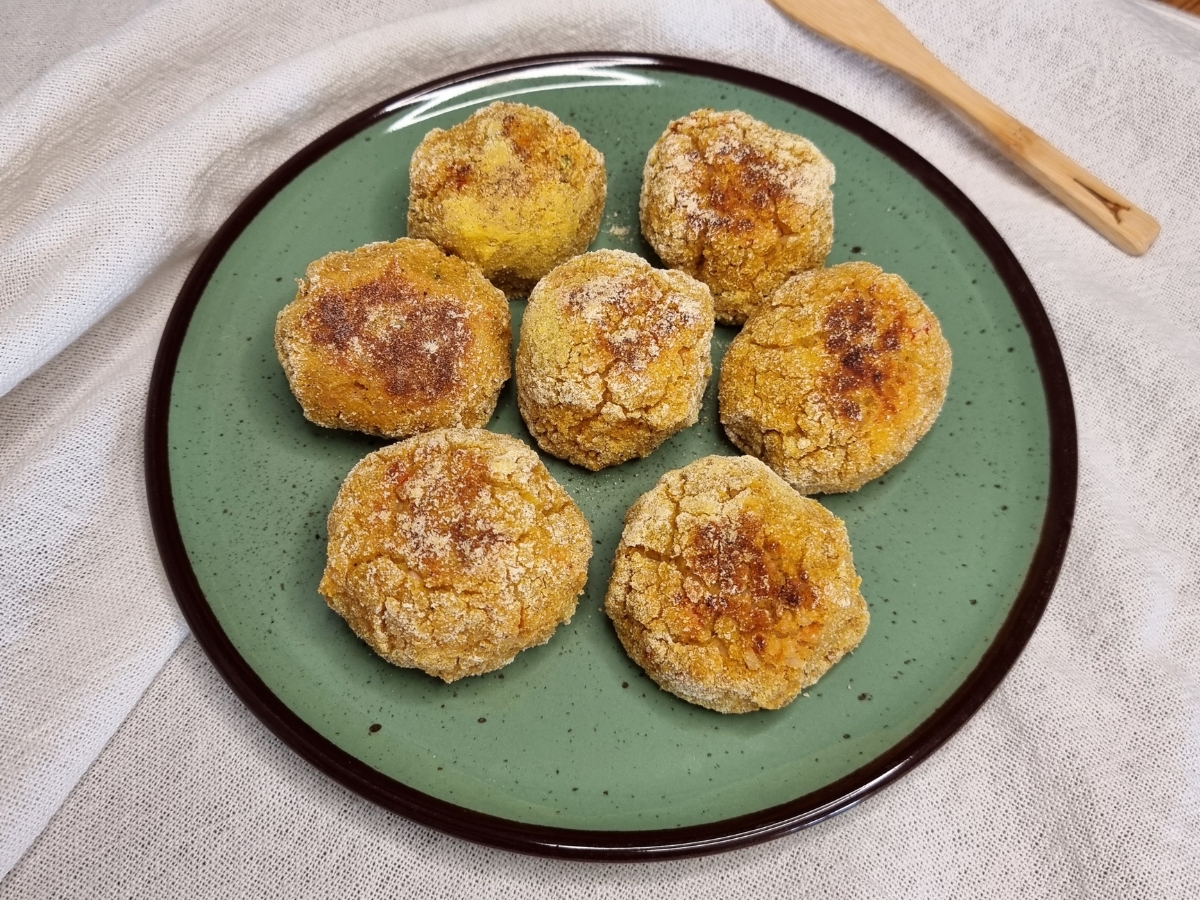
[1,0,1199,895]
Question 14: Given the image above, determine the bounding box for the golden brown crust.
[516,249,714,470]
[319,429,593,682]
[605,455,868,713]
[274,238,510,438]
[639,109,835,325]
[408,101,606,297]
[719,261,952,494]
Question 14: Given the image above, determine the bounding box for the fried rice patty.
[640,108,835,325]
[516,249,714,471]
[605,455,868,713]
[719,261,952,494]
[275,238,510,439]
[320,429,593,682]
[408,101,606,297]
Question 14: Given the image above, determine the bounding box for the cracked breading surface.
[516,249,714,470]
[640,108,835,325]
[408,101,606,297]
[320,429,592,682]
[275,238,510,439]
[719,262,952,495]
[605,455,868,713]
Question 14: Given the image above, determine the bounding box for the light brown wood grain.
[1160,0,1200,14]
[768,0,1161,255]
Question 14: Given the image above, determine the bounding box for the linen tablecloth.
[2,0,1199,895]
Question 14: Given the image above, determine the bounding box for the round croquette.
[516,249,714,470]
[605,455,868,713]
[275,238,510,438]
[408,101,606,297]
[640,108,835,325]
[320,429,593,682]
[719,261,952,494]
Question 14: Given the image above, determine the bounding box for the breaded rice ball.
[719,262,952,495]
[275,238,510,439]
[640,108,835,325]
[408,101,606,297]
[319,429,593,682]
[605,455,868,713]
[516,249,714,471]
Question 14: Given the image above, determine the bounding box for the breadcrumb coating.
[275,238,510,438]
[719,261,952,494]
[516,249,714,470]
[605,455,868,713]
[640,108,835,325]
[320,429,593,682]
[408,101,606,297]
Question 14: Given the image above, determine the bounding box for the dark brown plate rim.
[145,53,1077,862]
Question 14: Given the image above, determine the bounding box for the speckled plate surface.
[146,55,1076,860]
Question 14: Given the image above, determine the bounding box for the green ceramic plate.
[147,55,1076,860]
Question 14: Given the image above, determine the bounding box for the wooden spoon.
[768,0,1160,255]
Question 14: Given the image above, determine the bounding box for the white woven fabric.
[1,0,1198,894]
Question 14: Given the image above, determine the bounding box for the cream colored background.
[1,0,1198,895]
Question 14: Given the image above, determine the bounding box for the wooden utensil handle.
[769,0,1160,255]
